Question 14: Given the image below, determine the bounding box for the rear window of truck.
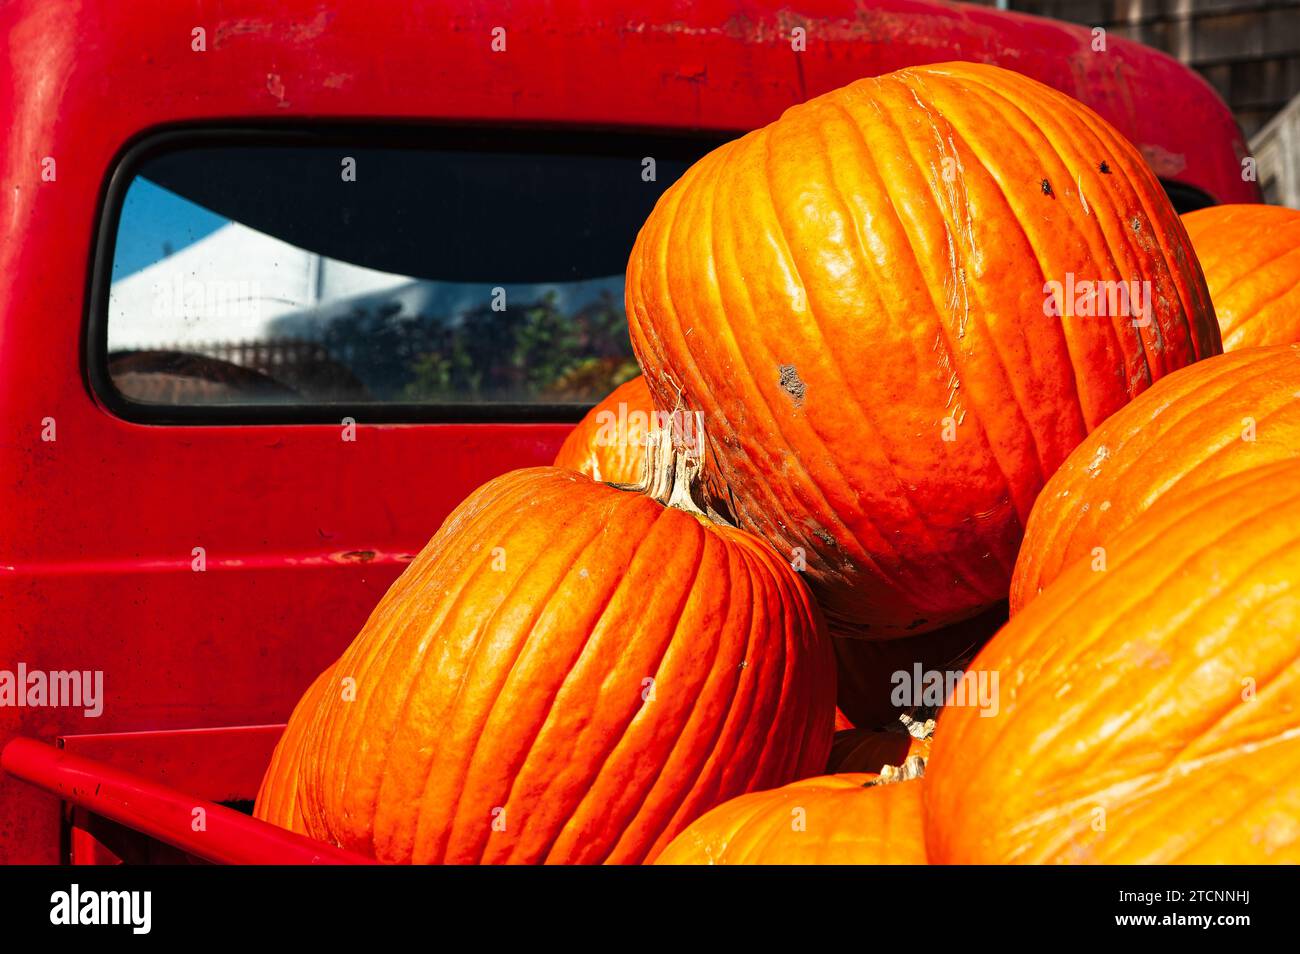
[89,127,723,423]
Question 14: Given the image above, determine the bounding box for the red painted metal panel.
[57,725,289,863]
[0,0,1255,863]
[2,738,371,864]
[58,724,286,804]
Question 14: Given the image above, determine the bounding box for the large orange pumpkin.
[927,461,1300,863]
[1182,204,1300,350]
[553,375,653,484]
[655,775,927,864]
[265,449,835,864]
[1012,344,1300,611]
[626,61,1218,639]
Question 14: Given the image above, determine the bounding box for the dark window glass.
[1160,179,1215,214]
[100,131,722,418]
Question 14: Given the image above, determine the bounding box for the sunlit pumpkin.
[260,438,835,864]
[626,61,1218,639]
[928,461,1300,863]
[655,775,927,864]
[1012,344,1300,610]
[1182,204,1300,350]
[553,375,652,484]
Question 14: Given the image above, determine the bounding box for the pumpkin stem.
[901,714,936,742]
[615,407,736,526]
[640,421,708,515]
[867,755,926,786]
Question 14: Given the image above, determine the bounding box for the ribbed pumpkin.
[265,451,835,864]
[927,461,1300,863]
[626,61,1218,638]
[1012,344,1300,610]
[255,663,337,834]
[833,604,1004,728]
[553,375,652,484]
[655,776,927,864]
[1182,204,1300,350]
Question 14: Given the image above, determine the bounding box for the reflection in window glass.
[104,138,716,410]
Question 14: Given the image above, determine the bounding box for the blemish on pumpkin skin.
[778,364,806,405]
[1086,445,1110,475]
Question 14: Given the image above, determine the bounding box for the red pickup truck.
[0,0,1258,864]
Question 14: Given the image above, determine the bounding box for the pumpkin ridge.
[644,520,831,858]
[1182,205,1300,351]
[742,122,908,579]
[763,103,990,604]
[1058,82,1218,367]
[1151,539,1300,755]
[869,74,1062,528]
[923,69,1120,421]
[693,121,912,598]
[930,465,1300,861]
[745,784,811,863]
[362,486,564,860]
[394,476,601,861]
[981,75,1161,392]
[609,544,743,862]
[1165,622,1300,770]
[1014,350,1300,601]
[475,498,707,864]
[429,481,663,862]
[960,65,1209,381]
[830,88,1033,588]
[729,532,816,784]
[311,506,507,854]
[1209,241,1300,304]
[897,68,1106,420]
[1087,356,1298,519]
[891,71,1078,499]
[622,535,767,862]
[942,68,1153,412]
[1153,374,1300,482]
[1223,292,1300,353]
[1223,253,1300,326]
[1024,471,1300,749]
[831,86,1031,600]
[644,141,795,539]
[999,722,1300,863]
[370,480,567,857]
[534,507,717,864]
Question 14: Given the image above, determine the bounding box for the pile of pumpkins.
[256,62,1300,864]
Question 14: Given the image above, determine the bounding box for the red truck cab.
[0,0,1258,864]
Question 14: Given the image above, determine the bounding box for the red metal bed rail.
[1,737,373,865]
